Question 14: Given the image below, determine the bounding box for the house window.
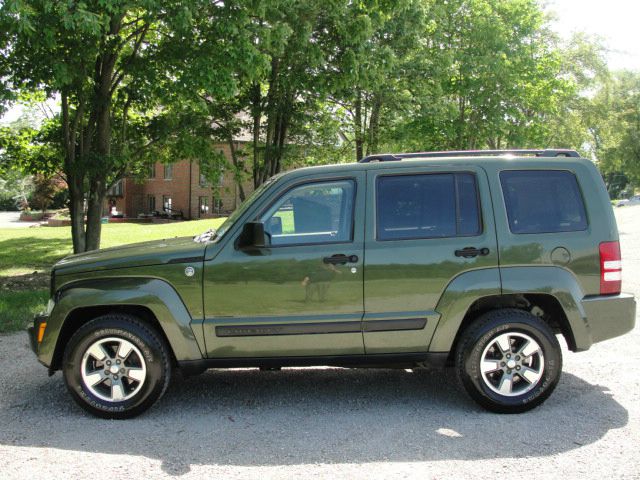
[164,164,173,180]
[106,179,124,197]
[149,164,156,179]
[198,196,209,217]
[148,195,156,212]
[199,172,207,187]
[163,195,172,212]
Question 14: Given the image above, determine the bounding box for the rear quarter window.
[500,170,588,234]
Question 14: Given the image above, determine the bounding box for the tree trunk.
[68,179,86,253]
[250,82,261,189]
[367,95,382,156]
[354,89,364,161]
[82,45,116,251]
[85,178,106,251]
[228,137,246,202]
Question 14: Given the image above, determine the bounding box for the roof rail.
[359,149,581,163]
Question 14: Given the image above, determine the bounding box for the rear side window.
[500,170,588,234]
[376,173,481,241]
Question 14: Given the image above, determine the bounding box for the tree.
[323,0,428,161]
[1,0,264,252]
[592,71,640,186]
[377,0,590,154]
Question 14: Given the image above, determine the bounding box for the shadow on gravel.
[0,366,628,475]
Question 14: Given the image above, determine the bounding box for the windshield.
[194,175,279,243]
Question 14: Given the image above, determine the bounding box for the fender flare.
[429,266,588,352]
[39,277,205,369]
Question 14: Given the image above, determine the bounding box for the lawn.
[0,218,225,333]
[0,289,50,333]
[0,218,225,277]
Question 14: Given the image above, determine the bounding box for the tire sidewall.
[459,314,562,412]
[63,316,169,418]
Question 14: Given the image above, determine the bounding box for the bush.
[0,195,19,211]
[50,188,69,209]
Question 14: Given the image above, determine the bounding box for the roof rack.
[359,149,581,163]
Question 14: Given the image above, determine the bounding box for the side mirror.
[238,221,270,249]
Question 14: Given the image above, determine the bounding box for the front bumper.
[581,293,636,345]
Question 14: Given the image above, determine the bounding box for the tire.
[62,313,172,419]
[455,309,562,414]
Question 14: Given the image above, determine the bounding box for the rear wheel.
[455,309,562,413]
[63,314,171,419]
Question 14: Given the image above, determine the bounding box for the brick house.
[106,142,254,220]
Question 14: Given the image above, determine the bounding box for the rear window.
[376,173,481,240]
[500,170,588,234]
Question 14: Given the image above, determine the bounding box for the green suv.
[29,149,636,418]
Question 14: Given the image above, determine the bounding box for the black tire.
[63,313,172,419]
[455,309,562,414]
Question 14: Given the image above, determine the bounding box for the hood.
[54,236,207,275]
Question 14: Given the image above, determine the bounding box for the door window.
[261,180,355,246]
[376,173,481,240]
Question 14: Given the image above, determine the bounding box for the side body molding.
[39,277,205,368]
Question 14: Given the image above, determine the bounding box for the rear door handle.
[454,247,490,258]
[323,254,359,265]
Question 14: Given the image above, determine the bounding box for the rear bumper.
[581,293,636,346]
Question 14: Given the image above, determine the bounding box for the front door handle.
[323,254,359,265]
[454,247,490,258]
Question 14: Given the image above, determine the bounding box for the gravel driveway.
[1,208,638,479]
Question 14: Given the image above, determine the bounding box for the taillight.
[599,241,621,295]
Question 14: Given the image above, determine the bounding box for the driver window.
[261,180,355,246]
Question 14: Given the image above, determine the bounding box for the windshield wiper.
[193,228,217,243]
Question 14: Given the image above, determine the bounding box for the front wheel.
[455,309,562,413]
[63,314,172,419]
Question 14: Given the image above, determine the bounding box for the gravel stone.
[0,207,638,479]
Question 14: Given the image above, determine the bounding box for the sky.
[545,0,640,71]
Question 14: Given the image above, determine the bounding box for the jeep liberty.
[29,149,637,418]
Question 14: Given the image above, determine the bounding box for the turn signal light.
[37,322,47,343]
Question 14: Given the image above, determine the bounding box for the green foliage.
[592,71,640,186]
[0,0,266,252]
[1,0,638,233]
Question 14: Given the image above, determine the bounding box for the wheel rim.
[479,331,544,397]
[80,336,147,403]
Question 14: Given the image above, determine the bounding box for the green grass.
[0,218,225,276]
[0,218,225,332]
[0,289,49,333]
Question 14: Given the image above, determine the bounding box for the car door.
[202,171,366,358]
[363,165,500,353]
